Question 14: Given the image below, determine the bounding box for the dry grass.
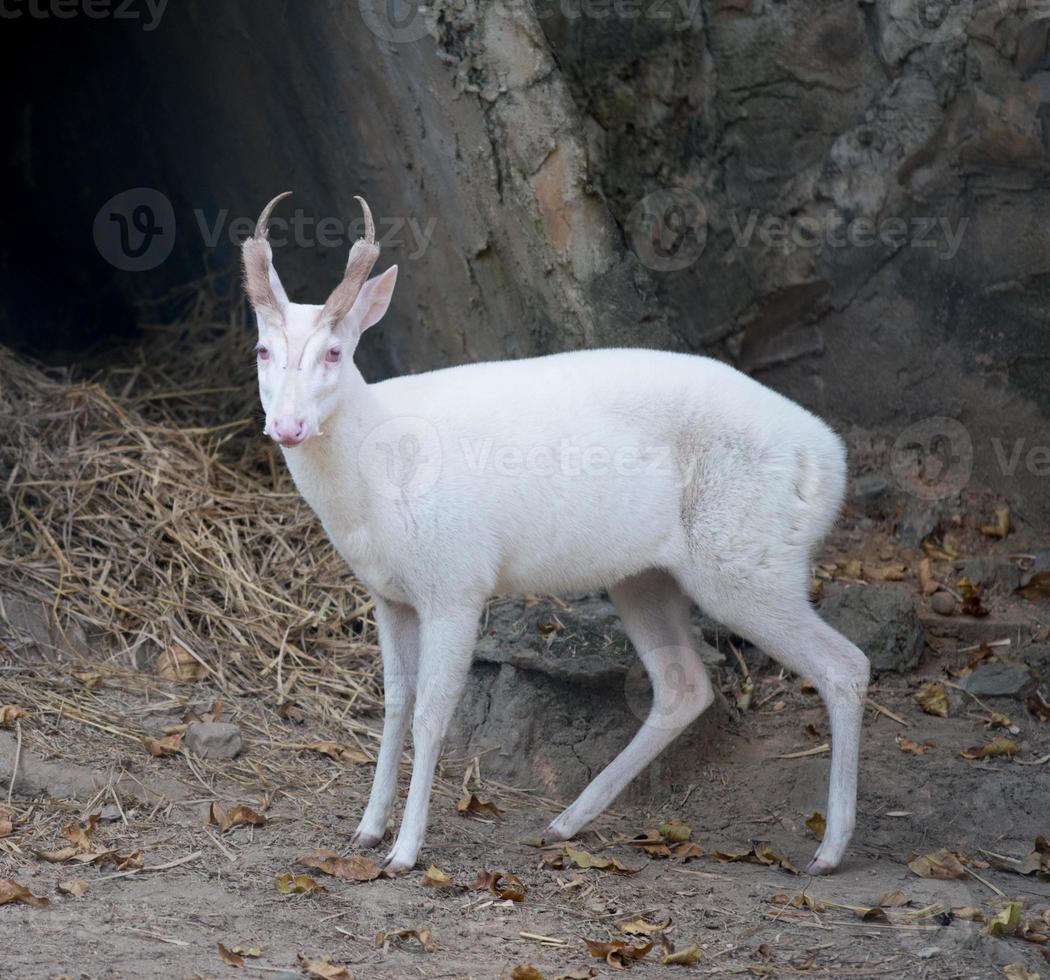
[0,287,382,738]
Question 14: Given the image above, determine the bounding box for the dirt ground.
[3,557,1049,980]
[2,366,1049,980]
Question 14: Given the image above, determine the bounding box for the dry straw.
[0,287,381,722]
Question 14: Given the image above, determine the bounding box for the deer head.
[243,193,398,447]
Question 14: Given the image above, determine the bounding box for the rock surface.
[448,595,729,800]
[961,556,1022,594]
[184,722,242,760]
[17,1,1050,526]
[820,587,925,674]
[961,662,1036,699]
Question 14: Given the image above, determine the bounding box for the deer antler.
[242,191,292,325]
[317,196,381,330]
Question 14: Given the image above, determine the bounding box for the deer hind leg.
[546,569,714,842]
[688,576,868,874]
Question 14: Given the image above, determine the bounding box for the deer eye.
[256,345,270,361]
[325,347,342,364]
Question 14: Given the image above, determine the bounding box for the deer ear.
[341,265,398,335]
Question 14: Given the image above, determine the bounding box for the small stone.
[184,721,242,760]
[961,662,1036,698]
[930,592,955,616]
[916,947,942,960]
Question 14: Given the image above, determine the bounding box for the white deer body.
[244,195,870,876]
[286,349,843,605]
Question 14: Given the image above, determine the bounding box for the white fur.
[252,261,870,876]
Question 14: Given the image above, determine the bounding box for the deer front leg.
[383,603,481,873]
[351,597,419,848]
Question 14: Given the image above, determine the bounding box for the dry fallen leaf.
[980,507,1011,539]
[563,847,639,876]
[62,813,100,854]
[658,818,691,843]
[1018,836,1050,877]
[877,889,910,908]
[914,681,950,719]
[107,850,143,872]
[661,943,701,966]
[217,943,245,968]
[960,584,990,618]
[772,893,826,913]
[297,952,350,978]
[0,819,13,837]
[34,847,81,864]
[455,793,503,819]
[421,864,457,889]
[375,927,436,953]
[987,712,1019,733]
[960,737,1019,760]
[805,812,826,842]
[1028,691,1050,722]
[583,938,652,969]
[896,734,935,755]
[275,872,328,895]
[672,841,704,862]
[1002,965,1039,980]
[619,918,670,936]
[58,878,90,898]
[209,803,267,834]
[552,971,597,980]
[985,901,1025,938]
[511,966,545,980]
[231,945,262,958]
[470,869,526,902]
[714,843,799,875]
[625,832,671,858]
[302,741,370,764]
[908,850,968,880]
[299,850,386,882]
[0,705,29,728]
[142,732,184,758]
[155,646,206,681]
[0,879,49,908]
[918,557,940,596]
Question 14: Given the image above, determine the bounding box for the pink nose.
[270,416,309,447]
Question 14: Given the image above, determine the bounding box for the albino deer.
[244,193,870,875]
